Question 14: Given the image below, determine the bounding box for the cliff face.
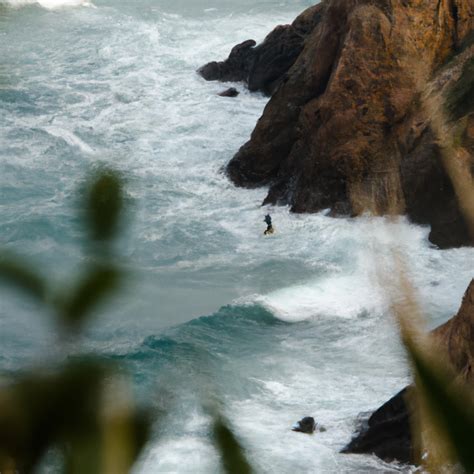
[215,0,474,248]
[343,279,474,464]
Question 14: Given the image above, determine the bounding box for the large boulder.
[341,388,413,463]
[198,4,324,95]
[225,0,474,248]
[343,279,474,464]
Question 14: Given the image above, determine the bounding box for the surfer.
[264,214,274,235]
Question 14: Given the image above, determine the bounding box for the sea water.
[0,0,473,472]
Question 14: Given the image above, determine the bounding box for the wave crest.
[2,0,94,9]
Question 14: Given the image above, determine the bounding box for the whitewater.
[0,0,473,472]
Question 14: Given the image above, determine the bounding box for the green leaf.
[0,254,46,302]
[406,339,474,471]
[85,170,124,242]
[60,265,121,329]
[213,417,253,474]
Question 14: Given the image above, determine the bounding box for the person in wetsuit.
[264,214,274,235]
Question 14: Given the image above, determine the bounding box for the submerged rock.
[292,416,316,434]
[292,416,326,434]
[343,279,474,464]
[223,0,474,249]
[218,87,239,98]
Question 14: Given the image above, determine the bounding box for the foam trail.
[42,126,95,154]
[2,0,94,8]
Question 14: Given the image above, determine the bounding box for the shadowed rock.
[341,388,413,463]
[218,87,239,98]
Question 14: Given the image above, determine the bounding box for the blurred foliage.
[84,170,124,243]
[0,168,252,473]
[0,169,151,473]
[213,417,253,474]
[403,334,474,473]
[59,263,121,330]
[0,254,47,303]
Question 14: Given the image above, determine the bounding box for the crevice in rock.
[449,0,460,47]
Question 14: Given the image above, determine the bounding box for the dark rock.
[341,388,413,464]
[292,416,316,434]
[218,87,239,98]
[247,25,306,96]
[198,4,325,95]
[225,0,474,249]
[198,39,256,83]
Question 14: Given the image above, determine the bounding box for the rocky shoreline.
[199,0,474,467]
[199,0,474,249]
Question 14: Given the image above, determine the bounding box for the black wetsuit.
[264,214,273,234]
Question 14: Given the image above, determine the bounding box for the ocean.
[1,0,473,471]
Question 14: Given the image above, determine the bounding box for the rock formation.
[341,387,413,463]
[292,416,316,434]
[198,4,324,95]
[201,0,474,248]
[343,279,474,464]
[218,87,240,97]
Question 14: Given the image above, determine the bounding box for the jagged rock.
[343,279,474,464]
[218,87,239,97]
[225,0,474,248]
[341,388,413,464]
[198,39,256,83]
[198,4,324,95]
[292,416,316,434]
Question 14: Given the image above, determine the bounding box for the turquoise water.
[1,1,473,472]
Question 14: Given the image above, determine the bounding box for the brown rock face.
[343,279,474,464]
[226,0,474,248]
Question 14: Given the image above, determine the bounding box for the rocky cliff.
[200,0,474,248]
[198,4,325,95]
[343,279,474,464]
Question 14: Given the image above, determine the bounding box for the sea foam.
[2,0,94,9]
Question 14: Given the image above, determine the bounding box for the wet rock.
[198,39,256,83]
[292,416,316,434]
[225,0,474,248]
[198,4,324,95]
[341,388,413,464]
[218,87,239,98]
